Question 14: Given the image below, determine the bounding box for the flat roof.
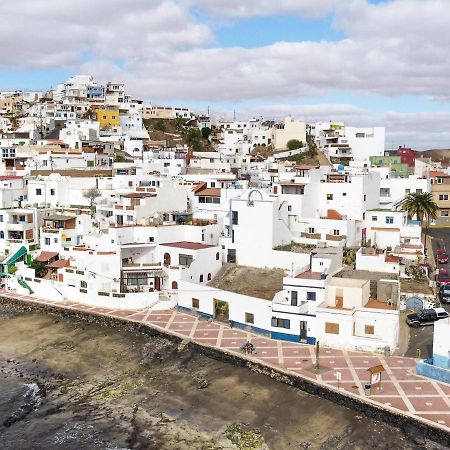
[328,277,368,288]
[122,192,155,199]
[45,214,75,221]
[295,271,323,280]
[365,300,396,310]
[160,241,216,250]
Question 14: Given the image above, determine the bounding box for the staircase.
[18,278,33,294]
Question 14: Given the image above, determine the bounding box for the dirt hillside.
[209,264,285,300]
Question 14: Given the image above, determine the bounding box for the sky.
[1,0,450,149]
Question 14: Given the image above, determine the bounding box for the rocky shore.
[0,301,447,449]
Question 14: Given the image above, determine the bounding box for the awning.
[35,251,59,262]
[2,246,27,266]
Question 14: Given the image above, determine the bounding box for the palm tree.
[397,192,438,238]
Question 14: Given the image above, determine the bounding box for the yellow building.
[96,109,120,128]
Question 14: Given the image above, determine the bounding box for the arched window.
[216,252,220,260]
[171,281,178,290]
[199,274,204,283]
[207,273,212,281]
[164,253,171,266]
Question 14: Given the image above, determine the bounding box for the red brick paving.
[371,396,410,412]
[2,289,450,433]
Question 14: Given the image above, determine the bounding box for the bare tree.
[83,187,101,218]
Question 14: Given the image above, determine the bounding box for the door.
[214,299,229,323]
[300,321,307,342]
[117,215,124,226]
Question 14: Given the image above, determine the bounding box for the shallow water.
[0,305,445,449]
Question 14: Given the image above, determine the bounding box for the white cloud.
[185,0,341,19]
[0,0,212,69]
[1,1,450,147]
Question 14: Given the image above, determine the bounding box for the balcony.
[272,291,312,315]
[326,234,346,241]
[301,232,321,240]
[7,231,24,242]
[42,228,60,234]
[7,222,33,232]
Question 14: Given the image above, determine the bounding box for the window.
[342,193,346,196]
[245,312,254,324]
[288,205,292,212]
[0,231,3,239]
[50,189,55,196]
[207,273,212,281]
[307,291,316,301]
[441,210,449,217]
[199,274,204,282]
[80,280,87,289]
[405,189,410,194]
[333,229,340,236]
[363,194,367,201]
[192,298,199,308]
[291,291,298,306]
[308,227,315,234]
[271,317,290,329]
[216,252,220,260]
[0,215,3,222]
[372,216,377,222]
[439,194,449,201]
[325,322,339,334]
[365,324,375,335]
[54,238,58,243]
[127,215,133,222]
[326,194,333,200]
[36,188,42,196]
[416,189,423,193]
[232,210,239,225]
[179,254,193,266]
[45,237,50,245]
[385,216,394,224]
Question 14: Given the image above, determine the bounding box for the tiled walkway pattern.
[3,290,450,432]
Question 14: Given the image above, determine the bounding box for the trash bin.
[364,383,371,396]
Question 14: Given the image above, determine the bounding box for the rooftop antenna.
[233,110,236,121]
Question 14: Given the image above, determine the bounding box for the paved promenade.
[2,290,450,433]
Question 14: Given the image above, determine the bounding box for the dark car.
[439,285,450,304]
[437,248,449,264]
[406,308,449,328]
[436,268,450,286]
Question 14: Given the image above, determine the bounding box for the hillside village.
[0,75,449,383]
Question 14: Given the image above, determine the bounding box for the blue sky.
[0,0,449,148]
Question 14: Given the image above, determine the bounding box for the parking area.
[402,228,450,358]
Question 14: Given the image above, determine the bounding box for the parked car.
[406,308,449,327]
[437,248,449,264]
[436,268,450,286]
[439,285,450,303]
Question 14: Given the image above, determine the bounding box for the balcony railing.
[301,232,321,239]
[326,234,346,241]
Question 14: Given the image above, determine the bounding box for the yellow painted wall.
[96,109,120,128]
